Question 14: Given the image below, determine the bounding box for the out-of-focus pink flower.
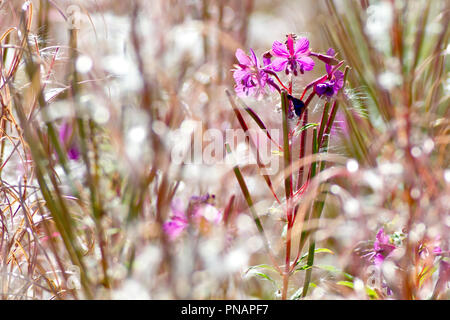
[163,194,222,240]
[418,236,443,259]
[270,34,315,76]
[59,121,80,160]
[366,228,397,265]
[163,199,188,240]
[41,232,61,243]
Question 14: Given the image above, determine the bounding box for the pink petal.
[433,246,442,255]
[380,243,396,256]
[376,228,389,245]
[326,47,335,57]
[374,229,386,251]
[270,57,288,72]
[374,253,385,265]
[235,48,251,66]
[294,37,310,55]
[262,52,272,67]
[234,84,246,97]
[249,48,258,67]
[163,219,187,240]
[68,146,80,160]
[333,70,344,92]
[234,83,256,97]
[272,41,289,57]
[286,35,295,55]
[233,68,249,83]
[326,48,336,74]
[59,121,72,143]
[296,56,315,71]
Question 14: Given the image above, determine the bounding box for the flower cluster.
[233,48,272,98]
[232,33,345,103]
[362,228,448,297]
[365,228,398,265]
[271,34,315,75]
[163,193,222,240]
[366,228,444,266]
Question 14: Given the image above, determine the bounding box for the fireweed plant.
[229,34,349,299]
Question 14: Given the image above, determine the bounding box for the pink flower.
[314,48,344,98]
[59,121,80,160]
[41,232,61,244]
[232,48,270,98]
[365,228,397,265]
[270,34,315,76]
[163,199,188,240]
[324,48,336,75]
[163,194,222,240]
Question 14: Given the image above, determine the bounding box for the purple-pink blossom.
[232,48,270,98]
[163,194,222,240]
[314,48,344,98]
[163,199,188,240]
[59,121,80,160]
[365,228,397,265]
[270,35,315,76]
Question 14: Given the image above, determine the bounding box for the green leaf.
[290,288,303,300]
[254,272,274,283]
[271,150,283,157]
[294,264,313,273]
[290,282,316,300]
[366,286,379,300]
[294,123,319,136]
[418,265,437,286]
[337,280,354,289]
[296,248,334,266]
[337,281,379,300]
[344,272,354,280]
[315,264,339,273]
[245,264,278,274]
[313,248,334,255]
[245,269,279,290]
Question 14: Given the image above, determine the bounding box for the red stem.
[265,70,290,92]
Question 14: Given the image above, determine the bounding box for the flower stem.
[226,90,281,203]
[301,128,319,298]
[265,70,290,92]
[281,91,293,299]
